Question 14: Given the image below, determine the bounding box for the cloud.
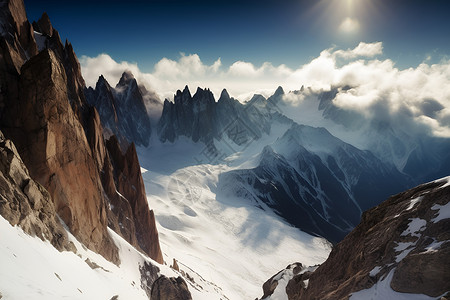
[339,17,360,33]
[80,54,143,90]
[80,52,291,100]
[283,47,450,138]
[80,42,450,138]
[333,42,383,59]
[80,53,224,100]
[229,61,260,77]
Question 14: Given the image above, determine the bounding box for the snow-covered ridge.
[219,121,410,243]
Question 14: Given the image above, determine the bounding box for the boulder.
[151,275,192,300]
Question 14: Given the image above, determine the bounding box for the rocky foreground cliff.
[259,177,450,299]
[0,0,162,264]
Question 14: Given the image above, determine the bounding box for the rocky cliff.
[103,135,163,263]
[84,71,153,148]
[1,44,119,262]
[0,0,162,264]
[157,86,278,147]
[259,177,450,299]
[0,130,72,252]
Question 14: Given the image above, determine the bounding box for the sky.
[23,0,450,138]
[24,0,450,72]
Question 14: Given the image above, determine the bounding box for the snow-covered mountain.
[85,71,155,148]
[220,123,410,243]
[156,85,413,243]
[286,86,450,184]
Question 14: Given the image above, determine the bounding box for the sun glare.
[305,0,379,37]
[339,17,360,33]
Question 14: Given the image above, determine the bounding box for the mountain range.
[0,0,449,299]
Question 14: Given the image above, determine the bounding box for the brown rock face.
[0,0,38,69]
[1,0,163,267]
[391,246,450,295]
[171,258,180,272]
[0,130,70,251]
[285,178,450,299]
[105,136,163,263]
[285,271,313,300]
[262,272,280,298]
[151,275,192,300]
[35,12,53,36]
[1,49,119,264]
[31,12,87,116]
[84,107,162,263]
[0,0,38,114]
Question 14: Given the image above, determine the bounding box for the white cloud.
[80,42,450,138]
[229,61,260,77]
[80,52,291,100]
[339,17,360,33]
[334,42,383,59]
[80,54,143,89]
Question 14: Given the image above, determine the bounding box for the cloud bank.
[80,42,450,138]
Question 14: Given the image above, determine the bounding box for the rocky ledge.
[259,177,450,299]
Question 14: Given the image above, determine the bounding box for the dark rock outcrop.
[139,260,160,298]
[84,106,163,263]
[171,258,180,272]
[34,12,52,36]
[157,86,280,148]
[157,86,215,143]
[0,0,37,69]
[0,0,37,116]
[84,71,153,148]
[151,275,192,300]
[260,263,315,300]
[260,177,450,299]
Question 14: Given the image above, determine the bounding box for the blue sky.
[24,0,450,72]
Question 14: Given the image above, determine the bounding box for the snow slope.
[0,215,152,300]
[0,213,225,300]
[137,134,331,299]
[349,269,437,300]
[0,125,328,300]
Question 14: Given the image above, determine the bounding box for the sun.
[339,17,360,34]
[305,0,379,37]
